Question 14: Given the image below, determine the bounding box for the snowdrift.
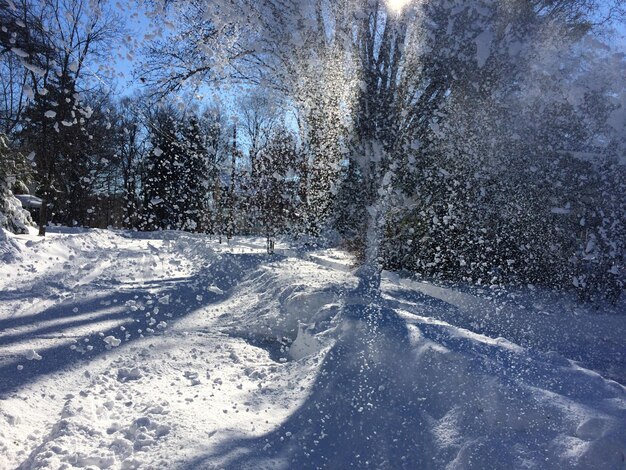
[204,255,626,470]
[0,228,22,263]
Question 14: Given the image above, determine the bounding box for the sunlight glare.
[386,0,411,13]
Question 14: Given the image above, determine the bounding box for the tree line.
[1,0,624,302]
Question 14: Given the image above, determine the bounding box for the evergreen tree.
[254,130,302,252]
[142,108,184,230]
[0,133,33,233]
[142,109,218,232]
[179,116,210,232]
[19,73,87,230]
[111,98,145,229]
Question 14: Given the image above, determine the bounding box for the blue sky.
[103,0,626,125]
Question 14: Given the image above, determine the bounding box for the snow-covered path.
[0,229,625,469]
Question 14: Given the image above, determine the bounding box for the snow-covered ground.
[0,228,624,469]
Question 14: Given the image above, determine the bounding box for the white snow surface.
[0,229,624,469]
[0,228,22,263]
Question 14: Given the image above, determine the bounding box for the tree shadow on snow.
[184,303,440,470]
[384,286,626,386]
[0,252,276,397]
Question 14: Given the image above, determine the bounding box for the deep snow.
[0,228,624,469]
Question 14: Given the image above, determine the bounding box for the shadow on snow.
[183,303,442,470]
[0,252,277,397]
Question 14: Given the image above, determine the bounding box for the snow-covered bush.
[0,134,34,234]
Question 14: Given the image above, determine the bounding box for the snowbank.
[213,315,625,468]
[205,252,626,469]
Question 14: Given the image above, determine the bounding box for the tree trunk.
[38,196,48,236]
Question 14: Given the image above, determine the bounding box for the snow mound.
[219,256,353,356]
[206,256,626,470]
[0,228,21,263]
[207,299,626,469]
